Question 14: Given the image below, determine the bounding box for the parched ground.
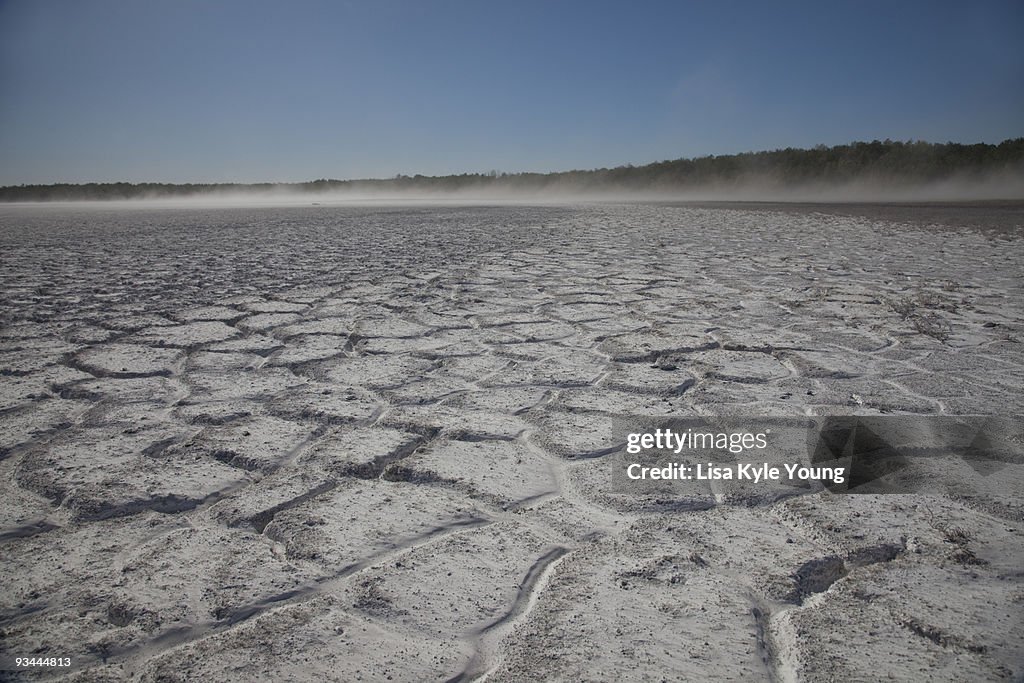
[0,202,1022,682]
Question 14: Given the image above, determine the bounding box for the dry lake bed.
[0,201,1022,681]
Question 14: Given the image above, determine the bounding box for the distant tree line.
[2,138,1022,201]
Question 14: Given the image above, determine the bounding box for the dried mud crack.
[0,203,1022,681]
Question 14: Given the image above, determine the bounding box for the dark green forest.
[2,138,1022,201]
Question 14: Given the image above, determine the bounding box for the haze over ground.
[1,0,1022,186]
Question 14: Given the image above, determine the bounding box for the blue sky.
[1,0,1022,184]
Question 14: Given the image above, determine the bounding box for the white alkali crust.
[0,202,1021,681]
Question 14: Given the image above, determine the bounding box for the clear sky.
[1,0,1022,184]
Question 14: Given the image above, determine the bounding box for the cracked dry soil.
[0,202,1022,682]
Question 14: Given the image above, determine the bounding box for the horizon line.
[4,136,1022,189]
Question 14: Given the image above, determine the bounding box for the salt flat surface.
[0,203,1021,681]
